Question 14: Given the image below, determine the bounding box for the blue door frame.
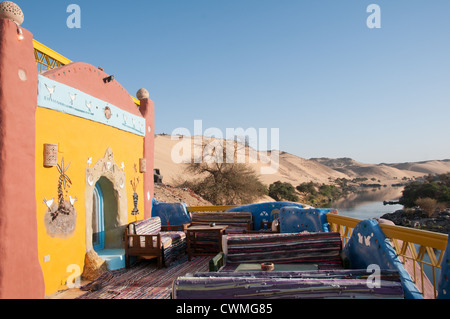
[93,182,105,251]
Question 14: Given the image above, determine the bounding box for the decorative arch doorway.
[85,148,128,252]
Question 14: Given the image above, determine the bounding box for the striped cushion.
[129,217,162,235]
[162,232,187,266]
[173,269,404,299]
[226,232,343,266]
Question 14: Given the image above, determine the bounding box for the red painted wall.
[0,19,45,298]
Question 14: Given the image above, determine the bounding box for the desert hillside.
[154,134,450,188]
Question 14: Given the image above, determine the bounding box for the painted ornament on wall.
[43,157,77,238]
[38,75,146,137]
[130,163,140,216]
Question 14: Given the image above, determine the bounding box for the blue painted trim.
[343,219,423,299]
[279,207,331,233]
[93,183,105,251]
[37,75,146,137]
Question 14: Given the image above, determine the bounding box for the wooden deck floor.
[47,256,210,299]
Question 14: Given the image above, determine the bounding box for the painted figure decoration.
[54,157,72,220]
[43,157,77,238]
[130,164,140,216]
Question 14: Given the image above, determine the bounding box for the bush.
[318,184,342,199]
[400,179,450,208]
[269,181,299,202]
[182,165,267,205]
[414,198,445,217]
[296,182,317,195]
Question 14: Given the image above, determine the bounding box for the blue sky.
[18,1,450,164]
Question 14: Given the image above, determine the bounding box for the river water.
[331,187,404,219]
[330,186,441,286]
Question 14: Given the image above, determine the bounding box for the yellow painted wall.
[35,107,145,295]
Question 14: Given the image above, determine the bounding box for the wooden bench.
[124,217,188,268]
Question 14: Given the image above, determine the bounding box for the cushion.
[161,231,186,249]
[129,217,162,235]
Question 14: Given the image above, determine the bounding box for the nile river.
[332,186,404,219]
[331,186,440,282]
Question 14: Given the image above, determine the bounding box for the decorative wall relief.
[84,148,128,251]
[139,158,146,173]
[43,143,58,167]
[37,75,146,137]
[43,157,77,238]
[130,164,140,216]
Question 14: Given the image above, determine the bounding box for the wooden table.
[186,225,228,261]
[234,263,318,272]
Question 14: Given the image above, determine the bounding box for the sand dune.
[154,135,450,187]
[384,160,450,175]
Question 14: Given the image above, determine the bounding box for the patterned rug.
[77,256,210,299]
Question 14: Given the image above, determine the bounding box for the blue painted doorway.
[93,182,105,251]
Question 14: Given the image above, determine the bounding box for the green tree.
[400,178,450,208]
[296,182,317,195]
[318,184,342,200]
[269,181,299,202]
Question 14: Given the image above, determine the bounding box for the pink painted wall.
[138,99,155,219]
[0,19,45,298]
[43,63,141,118]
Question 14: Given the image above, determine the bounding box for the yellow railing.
[326,213,360,247]
[32,39,140,106]
[34,40,71,73]
[327,213,448,299]
[380,223,447,298]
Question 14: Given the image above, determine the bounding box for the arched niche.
[84,148,127,252]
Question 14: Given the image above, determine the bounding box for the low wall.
[226,201,306,230]
[279,207,333,233]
